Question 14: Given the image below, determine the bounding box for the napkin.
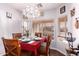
[28,41,35,44]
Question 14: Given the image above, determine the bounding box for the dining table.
[20,36,47,56]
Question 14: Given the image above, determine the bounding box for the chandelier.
[23,3,43,19]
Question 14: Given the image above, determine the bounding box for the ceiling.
[7,3,62,12]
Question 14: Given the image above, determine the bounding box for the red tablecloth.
[20,37,47,55]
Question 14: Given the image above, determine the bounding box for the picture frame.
[60,6,66,14]
[75,18,79,29]
[6,12,12,19]
[70,8,75,17]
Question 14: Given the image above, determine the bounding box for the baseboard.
[50,47,67,56]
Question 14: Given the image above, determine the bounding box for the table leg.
[34,49,38,56]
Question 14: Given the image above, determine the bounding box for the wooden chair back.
[2,38,21,56]
[35,32,42,37]
[46,35,52,55]
[47,35,51,46]
[12,33,22,39]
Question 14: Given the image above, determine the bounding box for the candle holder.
[66,32,76,49]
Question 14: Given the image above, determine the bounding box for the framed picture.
[60,6,66,14]
[70,8,75,17]
[6,12,12,19]
[75,18,79,29]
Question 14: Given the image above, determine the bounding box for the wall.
[0,4,23,55]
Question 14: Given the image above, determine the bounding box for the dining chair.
[12,33,22,39]
[35,32,42,37]
[38,35,52,56]
[2,38,21,56]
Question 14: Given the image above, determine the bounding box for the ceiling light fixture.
[23,3,43,19]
